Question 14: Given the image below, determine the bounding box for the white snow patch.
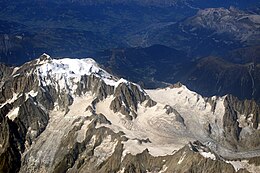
[178,151,186,164]
[11,67,20,76]
[198,150,216,160]
[76,119,92,143]
[94,135,118,165]
[117,167,125,173]
[27,90,38,98]
[227,160,248,172]
[38,58,110,81]
[226,160,260,173]
[42,53,50,58]
[159,165,168,173]
[103,78,127,88]
[146,85,212,111]
[0,93,18,108]
[6,107,20,121]
[12,73,20,77]
[1,90,38,108]
[89,135,97,146]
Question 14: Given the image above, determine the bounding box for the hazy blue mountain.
[0,0,259,65]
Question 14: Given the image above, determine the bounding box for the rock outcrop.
[110,82,156,120]
[0,63,13,82]
[223,95,260,150]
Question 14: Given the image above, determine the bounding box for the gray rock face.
[15,98,49,146]
[164,105,185,125]
[0,117,21,173]
[164,105,175,115]
[222,95,260,150]
[119,142,236,173]
[0,60,39,105]
[205,97,218,113]
[110,82,155,119]
[0,64,13,82]
[0,97,49,173]
[79,74,114,100]
[0,89,40,172]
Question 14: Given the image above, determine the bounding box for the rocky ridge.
[185,7,260,45]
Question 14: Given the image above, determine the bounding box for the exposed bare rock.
[120,143,236,173]
[0,118,22,173]
[163,105,185,125]
[169,82,183,88]
[0,103,12,121]
[248,156,260,166]
[86,105,95,114]
[0,80,14,104]
[145,98,157,107]
[164,145,235,173]
[205,97,218,113]
[0,63,13,82]
[237,169,251,173]
[225,95,260,129]
[164,105,174,114]
[223,95,260,150]
[93,113,112,125]
[175,113,185,125]
[79,74,114,100]
[35,87,55,110]
[110,82,149,118]
[223,98,242,148]
[15,98,49,145]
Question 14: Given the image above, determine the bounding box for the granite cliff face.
[222,95,260,150]
[0,54,260,173]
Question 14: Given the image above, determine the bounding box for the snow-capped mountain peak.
[37,54,113,81]
[35,54,136,94]
[1,55,260,173]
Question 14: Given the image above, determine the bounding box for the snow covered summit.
[0,54,260,173]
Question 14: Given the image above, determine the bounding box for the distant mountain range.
[0,0,259,64]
